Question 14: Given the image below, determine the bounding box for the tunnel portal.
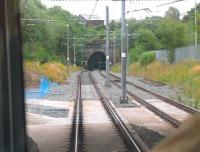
[87,51,106,70]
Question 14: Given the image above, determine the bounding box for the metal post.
[195,0,198,63]
[113,31,116,65]
[80,44,85,67]
[81,45,83,67]
[105,6,110,87]
[74,36,76,67]
[67,24,70,71]
[126,23,129,74]
[120,0,128,103]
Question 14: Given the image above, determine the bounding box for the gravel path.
[44,72,79,101]
[93,70,154,104]
[91,71,128,105]
[80,71,99,100]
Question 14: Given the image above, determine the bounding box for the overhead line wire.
[89,0,99,20]
[155,0,184,7]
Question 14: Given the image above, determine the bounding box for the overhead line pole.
[69,37,86,67]
[121,0,128,103]
[74,36,76,67]
[114,31,116,65]
[126,23,129,74]
[105,6,110,87]
[67,24,70,72]
[195,0,198,63]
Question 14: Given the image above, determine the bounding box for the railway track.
[99,71,185,128]
[68,72,84,152]
[68,71,150,152]
[110,72,199,114]
[129,74,168,86]
[139,77,167,86]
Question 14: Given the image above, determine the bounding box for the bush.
[111,64,121,72]
[140,51,156,66]
[129,45,145,63]
[24,61,81,85]
[42,62,68,83]
[23,42,52,63]
[69,66,81,72]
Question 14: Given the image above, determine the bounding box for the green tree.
[183,3,200,44]
[135,28,161,51]
[21,0,87,64]
[158,18,187,50]
[110,20,120,31]
[165,6,180,20]
[157,18,187,63]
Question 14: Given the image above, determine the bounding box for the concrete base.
[120,96,129,104]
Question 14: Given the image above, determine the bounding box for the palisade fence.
[155,44,200,63]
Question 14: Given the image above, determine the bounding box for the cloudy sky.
[41,0,200,20]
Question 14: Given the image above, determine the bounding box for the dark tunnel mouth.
[87,51,106,70]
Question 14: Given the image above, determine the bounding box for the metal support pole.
[120,0,128,103]
[113,31,116,65]
[81,45,83,67]
[126,24,129,74]
[67,24,70,71]
[74,36,76,67]
[105,6,110,87]
[195,0,198,63]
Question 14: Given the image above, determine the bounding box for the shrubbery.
[42,62,68,83]
[23,42,66,64]
[129,45,145,63]
[24,61,81,86]
[111,63,121,72]
[140,51,156,66]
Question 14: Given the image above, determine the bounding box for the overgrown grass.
[24,61,81,86]
[128,60,200,109]
[111,63,121,73]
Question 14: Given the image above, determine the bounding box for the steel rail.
[75,73,81,152]
[110,72,199,114]
[68,72,83,152]
[126,74,168,86]
[89,72,150,152]
[99,71,181,128]
[140,78,167,86]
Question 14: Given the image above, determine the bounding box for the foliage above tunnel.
[21,1,200,65]
[20,0,106,65]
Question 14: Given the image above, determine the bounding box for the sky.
[41,0,200,20]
